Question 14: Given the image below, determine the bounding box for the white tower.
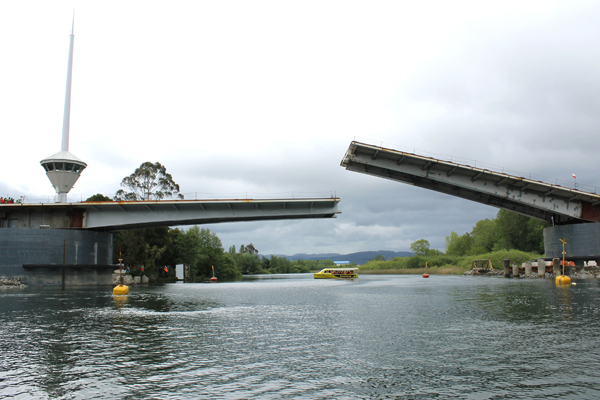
[40,17,87,203]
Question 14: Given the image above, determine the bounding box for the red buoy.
[422,274,429,278]
[210,265,217,282]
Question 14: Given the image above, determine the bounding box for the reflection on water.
[1,276,600,399]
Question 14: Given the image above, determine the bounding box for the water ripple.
[1,276,600,399]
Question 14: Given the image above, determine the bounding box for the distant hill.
[260,250,413,265]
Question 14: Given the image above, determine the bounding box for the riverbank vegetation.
[112,225,337,282]
[361,209,548,274]
[111,208,547,280]
[360,249,542,275]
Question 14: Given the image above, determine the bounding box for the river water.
[1,274,600,399]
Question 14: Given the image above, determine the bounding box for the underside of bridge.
[341,141,600,258]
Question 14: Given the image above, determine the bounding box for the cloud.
[1,1,599,254]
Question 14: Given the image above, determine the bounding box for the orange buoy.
[422,274,429,278]
[210,277,217,283]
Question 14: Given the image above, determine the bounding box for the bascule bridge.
[341,141,600,259]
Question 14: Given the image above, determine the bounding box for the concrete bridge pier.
[537,258,546,277]
[553,258,561,277]
[524,261,532,277]
[512,263,519,278]
[503,259,511,278]
[544,223,600,259]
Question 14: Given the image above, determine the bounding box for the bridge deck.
[0,198,341,230]
[341,141,600,224]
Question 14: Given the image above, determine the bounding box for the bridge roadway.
[341,141,600,225]
[0,197,341,285]
[0,198,341,231]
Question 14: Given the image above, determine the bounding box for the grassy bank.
[359,249,543,274]
[361,266,465,275]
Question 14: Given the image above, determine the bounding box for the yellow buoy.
[113,253,129,295]
[555,238,571,286]
[113,284,129,295]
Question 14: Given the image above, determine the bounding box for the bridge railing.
[353,137,599,195]
[12,191,340,204]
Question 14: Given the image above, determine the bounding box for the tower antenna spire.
[61,12,75,151]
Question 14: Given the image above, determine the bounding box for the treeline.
[362,249,543,273]
[113,226,335,282]
[407,209,547,257]
[362,209,549,271]
[444,209,547,256]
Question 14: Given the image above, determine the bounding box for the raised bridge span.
[341,141,600,258]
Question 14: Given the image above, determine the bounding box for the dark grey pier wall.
[544,223,600,259]
[0,229,113,285]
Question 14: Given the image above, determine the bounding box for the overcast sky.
[1,1,599,255]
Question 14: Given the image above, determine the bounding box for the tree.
[244,243,258,255]
[471,219,497,253]
[373,254,385,261]
[410,239,431,256]
[494,210,547,253]
[113,227,176,275]
[174,226,242,281]
[177,227,202,269]
[114,161,184,201]
[445,231,473,256]
[234,252,261,274]
[217,253,241,280]
[85,193,112,201]
[179,226,226,281]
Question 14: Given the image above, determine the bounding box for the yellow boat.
[314,267,358,279]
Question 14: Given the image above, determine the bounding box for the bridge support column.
[512,263,519,278]
[553,258,561,277]
[524,261,532,277]
[544,223,600,258]
[503,259,511,278]
[537,258,546,278]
